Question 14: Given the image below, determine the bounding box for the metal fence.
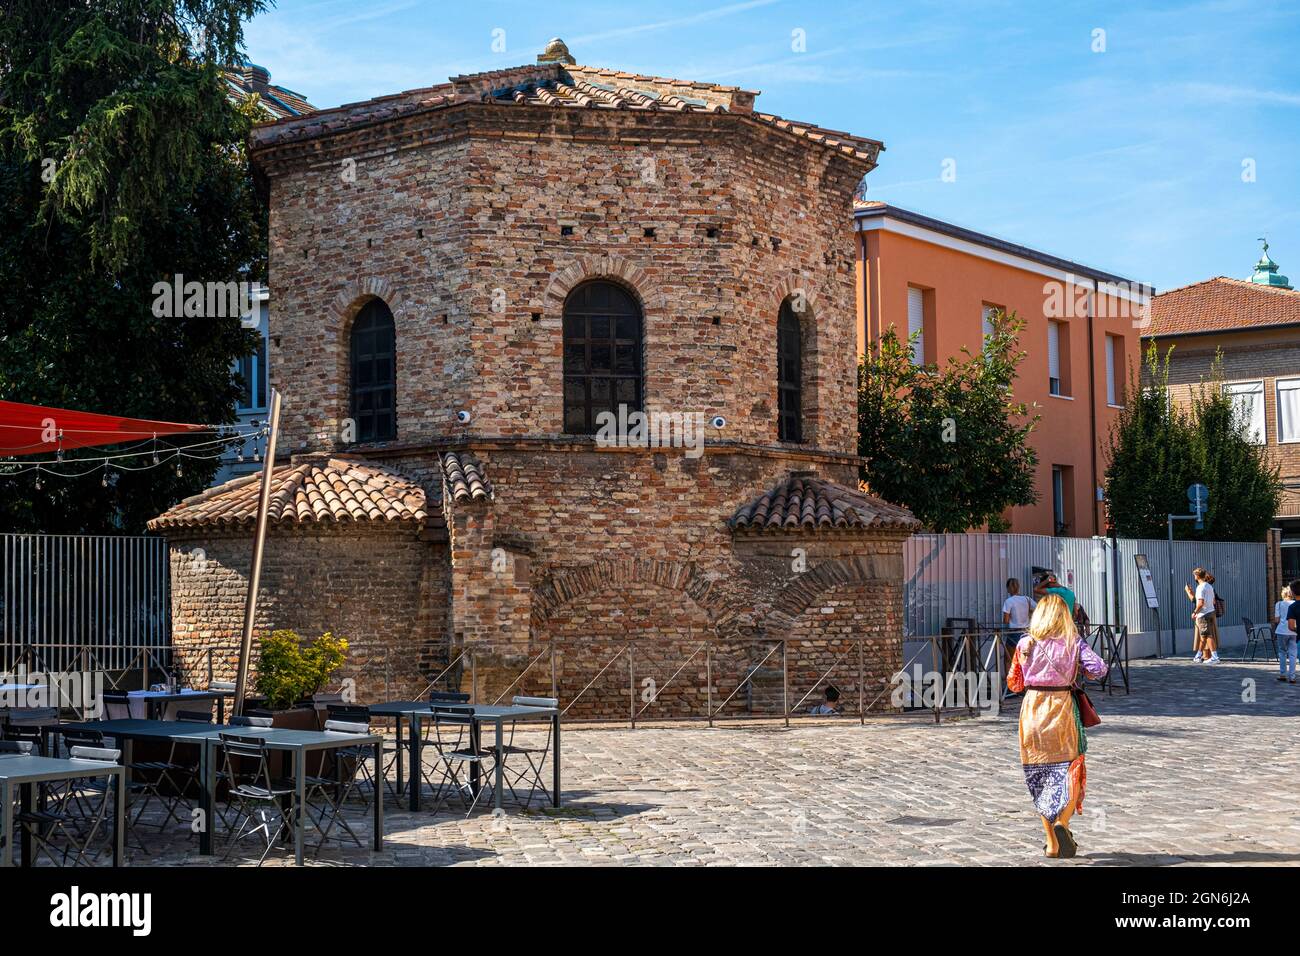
[904,532,1267,657]
[1,533,170,672]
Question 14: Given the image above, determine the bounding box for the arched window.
[350,299,396,442]
[563,281,643,434]
[777,298,803,443]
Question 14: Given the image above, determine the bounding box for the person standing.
[1272,586,1296,683]
[1033,571,1075,614]
[1006,594,1109,858]
[1002,578,1033,632]
[1185,567,1220,664]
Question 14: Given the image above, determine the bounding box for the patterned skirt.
[1019,688,1087,822]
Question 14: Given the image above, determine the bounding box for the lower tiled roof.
[148,457,431,531]
[730,474,919,533]
[441,452,492,502]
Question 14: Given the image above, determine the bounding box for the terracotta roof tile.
[441,452,492,503]
[250,62,882,166]
[148,457,431,531]
[1145,276,1300,337]
[730,474,919,533]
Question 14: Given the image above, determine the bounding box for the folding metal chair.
[2,708,58,756]
[102,691,132,720]
[325,704,399,806]
[302,720,371,853]
[494,696,557,808]
[1241,617,1279,662]
[175,709,213,724]
[425,707,497,817]
[17,746,121,867]
[217,733,297,866]
[54,728,151,855]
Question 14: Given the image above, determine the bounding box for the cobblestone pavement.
[115,658,1300,866]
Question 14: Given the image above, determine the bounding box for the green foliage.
[0,0,268,532]
[858,309,1040,532]
[254,630,349,711]
[1104,343,1280,541]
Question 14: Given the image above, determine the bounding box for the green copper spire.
[1250,238,1292,289]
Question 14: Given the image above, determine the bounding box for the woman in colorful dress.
[1007,593,1108,858]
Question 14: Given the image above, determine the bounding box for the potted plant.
[252,629,349,731]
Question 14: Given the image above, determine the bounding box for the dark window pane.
[562,281,643,434]
[350,298,397,442]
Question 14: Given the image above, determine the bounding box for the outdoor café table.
[62,719,383,865]
[367,700,561,814]
[0,754,125,867]
[126,688,231,722]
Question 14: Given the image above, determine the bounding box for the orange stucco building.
[854,202,1153,536]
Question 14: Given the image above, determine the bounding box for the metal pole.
[233,389,281,717]
[782,640,789,728]
[1167,514,1176,657]
[858,639,865,725]
[706,646,713,728]
[549,643,557,701]
[628,645,635,729]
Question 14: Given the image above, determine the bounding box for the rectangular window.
[1104,333,1124,406]
[236,329,268,413]
[981,304,1001,352]
[1278,378,1300,444]
[1051,464,1074,536]
[1047,321,1062,396]
[907,286,925,366]
[1224,380,1265,444]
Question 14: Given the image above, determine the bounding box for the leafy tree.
[1103,343,1280,541]
[858,308,1039,532]
[0,0,267,533]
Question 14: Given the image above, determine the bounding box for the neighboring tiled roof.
[441,452,492,503]
[1144,276,1300,338]
[148,457,430,531]
[730,475,919,533]
[250,59,882,165]
[225,63,315,120]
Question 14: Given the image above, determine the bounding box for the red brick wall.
[166,524,448,701]
[259,106,863,457]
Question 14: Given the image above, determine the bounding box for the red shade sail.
[0,400,207,458]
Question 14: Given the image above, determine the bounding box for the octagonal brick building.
[152,40,920,717]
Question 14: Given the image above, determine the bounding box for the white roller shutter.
[1047,321,1061,393]
[1105,334,1117,405]
[907,287,925,366]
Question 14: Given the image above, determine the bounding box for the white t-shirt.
[1275,600,1294,636]
[1194,581,1216,618]
[1002,594,1032,629]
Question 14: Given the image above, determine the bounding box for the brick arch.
[760,554,885,635]
[324,278,405,439]
[328,276,405,332]
[771,276,820,317]
[531,558,745,636]
[540,256,667,316]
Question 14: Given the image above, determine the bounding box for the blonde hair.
[1283,587,1293,601]
[1023,593,1078,658]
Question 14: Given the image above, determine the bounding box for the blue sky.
[244,0,1300,292]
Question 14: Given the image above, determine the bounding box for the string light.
[1,423,267,485]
